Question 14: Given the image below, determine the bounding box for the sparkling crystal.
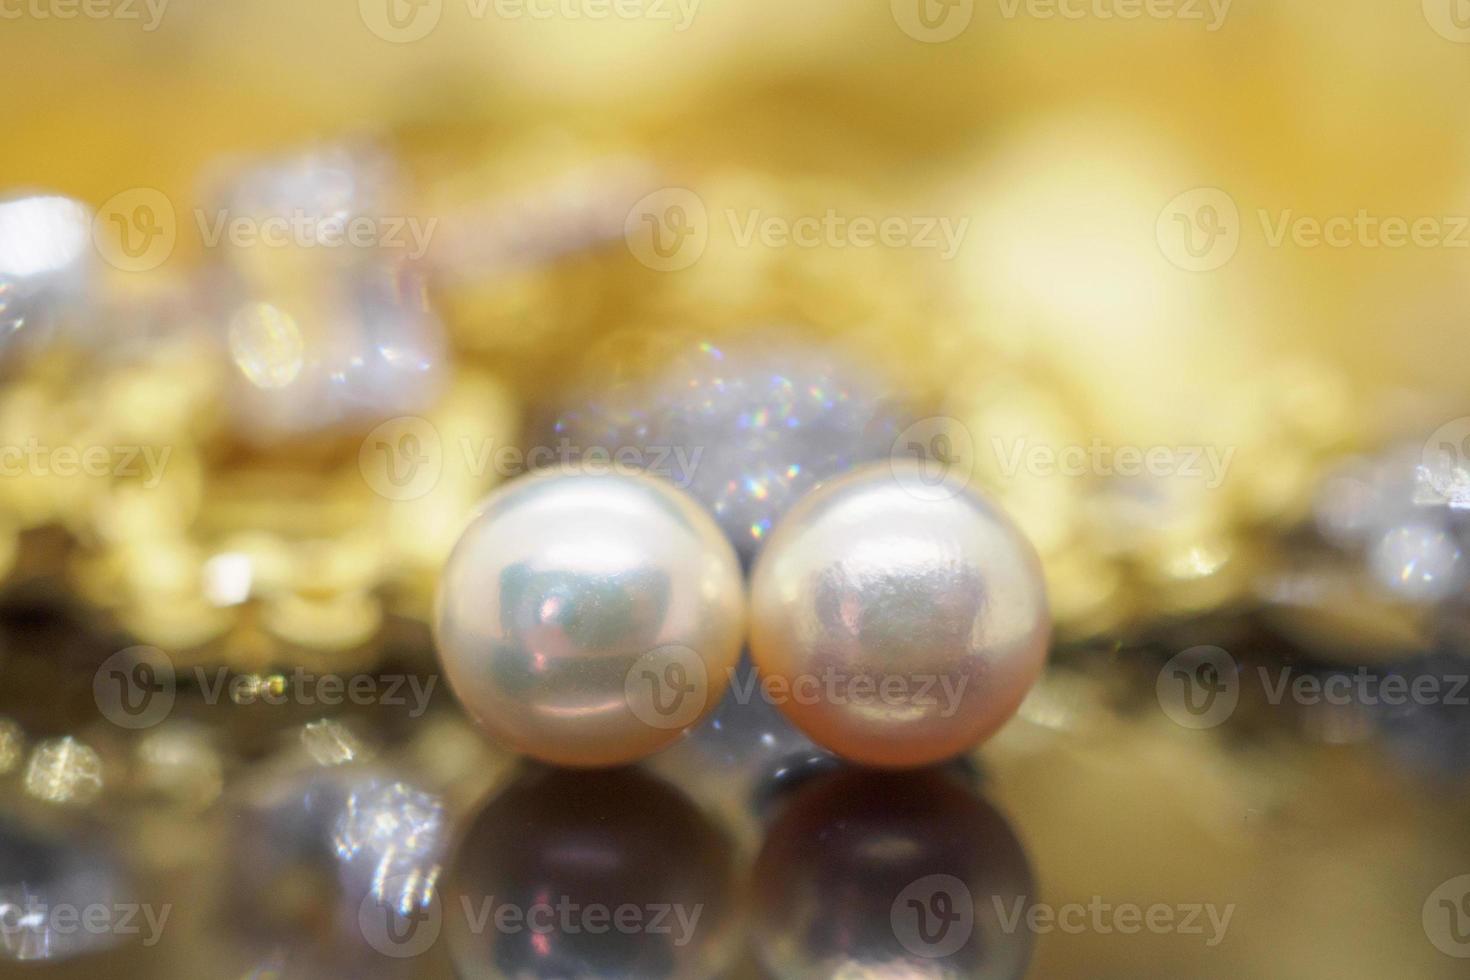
[0,194,93,359]
[204,144,445,442]
[545,336,903,564]
[228,301,304,389]
[204,142,397,271]
[0,717,23,774]
[301,719,367,767]
[1369,522,1463,604]
[224,263,445,442]
[23,737,103,805]
[136,725,223,812]
[332,781,447,915]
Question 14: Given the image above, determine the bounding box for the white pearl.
[435,471,745,767]
[750,460,1050,767]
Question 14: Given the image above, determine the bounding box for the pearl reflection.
[753,768,1034,980]
[445,766,737,980]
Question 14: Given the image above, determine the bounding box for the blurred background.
[2,1,1470,977]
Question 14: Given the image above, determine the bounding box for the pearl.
[435,471,745,767]
[749,461,1050,768]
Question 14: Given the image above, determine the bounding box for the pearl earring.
[435,470,746,767]
[749,460,1050,768]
